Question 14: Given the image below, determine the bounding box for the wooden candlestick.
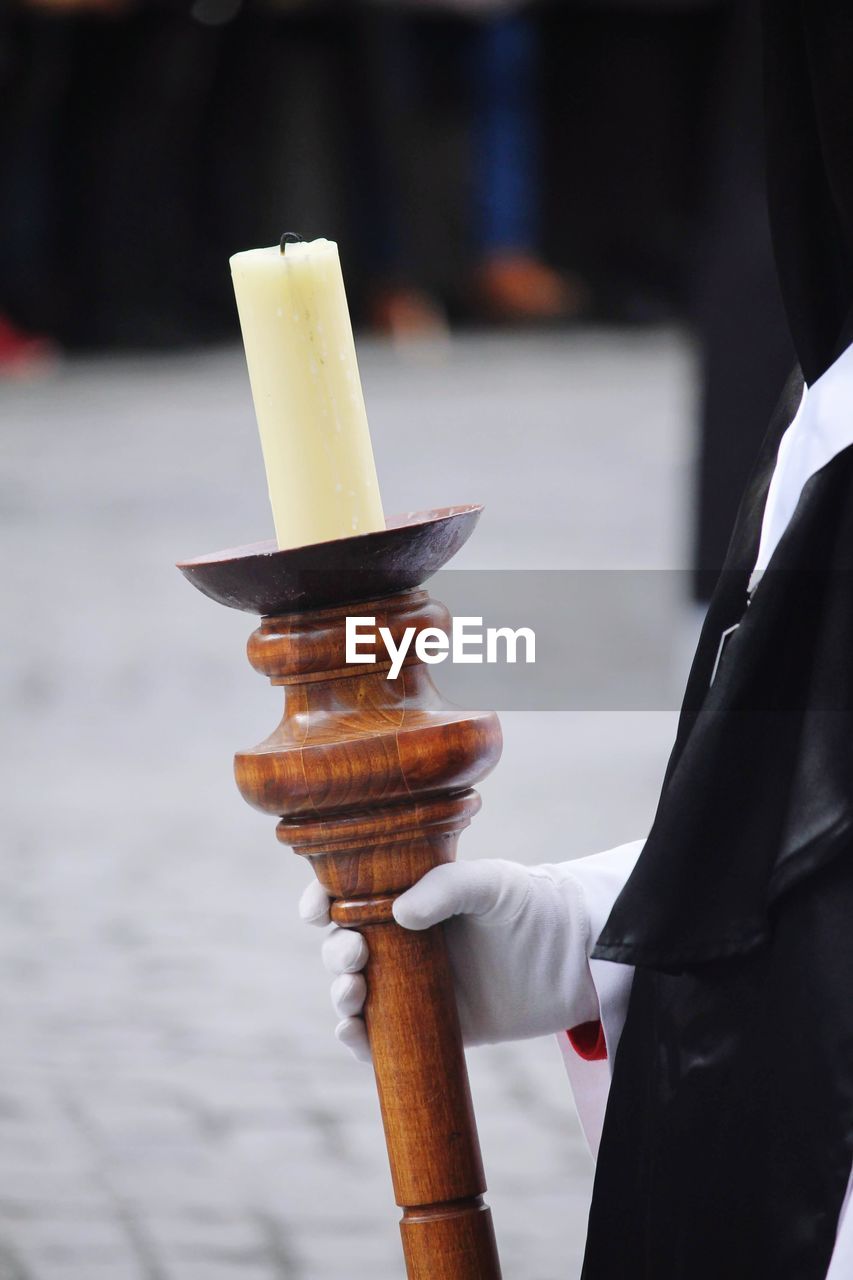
[179,507,503,1279]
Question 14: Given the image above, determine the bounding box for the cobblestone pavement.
[1,331,696,1279]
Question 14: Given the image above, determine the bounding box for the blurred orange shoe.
[368,288,449,342]
[473,253,587,324]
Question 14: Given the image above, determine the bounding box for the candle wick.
[280,232,305,253]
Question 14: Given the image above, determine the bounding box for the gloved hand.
[299,858,602,1063]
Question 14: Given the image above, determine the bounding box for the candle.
[230,236,385,550]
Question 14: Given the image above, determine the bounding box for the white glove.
[299,858,603,1063]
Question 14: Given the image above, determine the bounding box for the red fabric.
[567,1020,608,1061]
[0,316,55,373]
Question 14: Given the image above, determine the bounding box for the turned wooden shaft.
[235,590,503,1279]
[331,858,500,1277]
[360,917,484,1204]
[360,918,500,1277]
[282,794,501,1277]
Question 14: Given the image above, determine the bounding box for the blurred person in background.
[0,0,228,360]
[469,2,587,323]
[541,0,794,598]
[354,0,587,338]
[688,0,794,600]
[0,0,97,372]
[0,0,786,364]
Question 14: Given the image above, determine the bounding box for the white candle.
[230,237,385,550]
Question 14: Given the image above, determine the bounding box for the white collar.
[748,340,853,595]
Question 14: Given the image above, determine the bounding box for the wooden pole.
[236,590,503,1279]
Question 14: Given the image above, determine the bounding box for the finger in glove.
[298,879,331,927]
[322,927,368,974]
[331,971,367,1018]
[393,860,529,930]
[335,1016,372,1063]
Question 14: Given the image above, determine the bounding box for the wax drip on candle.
[280,232,304,253]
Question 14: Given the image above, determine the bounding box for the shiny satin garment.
[583,849,853,1279]
[580,2,853,1271]
[582,374,853,1275]
[596,0,853,970]
[596,371,853,971]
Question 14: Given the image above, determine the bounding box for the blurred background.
[1,1,796,1277]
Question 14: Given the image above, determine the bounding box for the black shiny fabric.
[580,3,853,1271]
[595,375,853,971]
[763,0,853,386]
[584,853,853,1280]
[594,0,853,971]
[582,381,853,1277]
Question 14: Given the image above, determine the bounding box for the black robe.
[581,2,853,1275]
